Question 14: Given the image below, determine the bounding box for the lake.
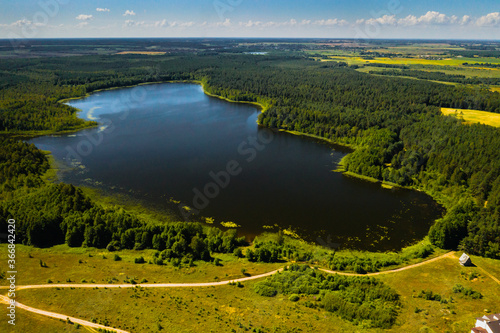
[29,83,443,251]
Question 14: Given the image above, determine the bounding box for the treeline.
[254,264,400,328]
[463,62,500,68]
[370,69,500,85]
[0,140,245,260]
[1,54,500,258]
[0,182,245,259]
[0,137,48,191]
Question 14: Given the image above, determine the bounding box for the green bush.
[253,283,278,297]
[134,256,145,264]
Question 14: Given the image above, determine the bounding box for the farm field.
[441,107,500,127]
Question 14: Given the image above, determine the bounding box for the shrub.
[113,254,122,261]
[452,284,483,299]
[289,294,300,302]
[254,282,278,297]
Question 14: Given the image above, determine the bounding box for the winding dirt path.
[5,251,499,332]
[1,267,284,291]
[317,251,456,276]
[0,294,129,333]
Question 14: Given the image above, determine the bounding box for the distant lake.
[30,83,443,251]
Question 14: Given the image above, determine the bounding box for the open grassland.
[0,308,81,333]
[4,252,499,333]
[0,245,283,286]
[379,253,500,333]
[441,107,500,128]
[13,281,363,333]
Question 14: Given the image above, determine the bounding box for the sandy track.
[1,267,284,291]
[317,251,456,276]
[0,294,129,333]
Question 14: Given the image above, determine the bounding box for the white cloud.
[123,10,136,17]
[123,20,138,27]
[76,22,89,28]
[11,18,33,27]
[96,8,110,12]
[365,15,397,25]
[154,19,168,28]
[313,19,349,26]
[358,11,474,27]
[460,15,471,25]
[212,18,231,27]
[238,19,307,29]
[124,19,195,29]
[76,14,93,21]
[476,12,500,27]
[169,21,195,28]
[397,15,418,26]
[418,11,450,24]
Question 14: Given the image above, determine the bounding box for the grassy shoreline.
[8,79,445,252]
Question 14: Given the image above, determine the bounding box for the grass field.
[2,251,498,333]
[379,253,500,332]
[441,107,500,127]
[0,245,284,286]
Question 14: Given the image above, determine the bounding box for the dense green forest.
[0,53,499,259]
[0,141,245,261]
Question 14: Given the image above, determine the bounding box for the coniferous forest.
[1,51,499,259]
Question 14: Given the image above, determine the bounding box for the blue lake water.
[29,83,443,250]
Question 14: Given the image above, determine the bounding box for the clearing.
[441,107,500,127]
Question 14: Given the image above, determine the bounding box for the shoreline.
[27,79,444,245]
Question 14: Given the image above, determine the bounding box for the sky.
[0,0,498,39]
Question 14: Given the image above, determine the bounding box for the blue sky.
[0,0,498,39]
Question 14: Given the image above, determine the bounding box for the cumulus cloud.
[123,10,136,16]
[96,8,110,12]
[76,22,89,28]
[11,19,33,27]
[365,15,397,25]
[154,19,168,28]
[239,19,307,29]
[476,12,500,27]
[460,15,471,25]
[76,14,93,21]
[313,18,349,26]
[169,21,195,28]
[358,11,473,27]
[123,20,138,27]
[211,18,231,27]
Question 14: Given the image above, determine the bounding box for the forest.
[0,52,499,259]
